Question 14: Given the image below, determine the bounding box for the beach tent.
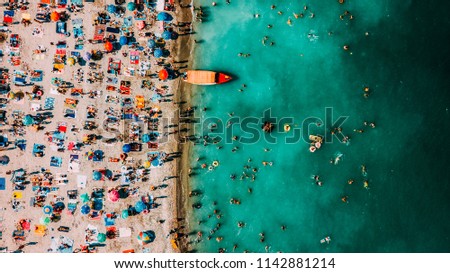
[162,31,172,40]
[119,36,128,46]
[154,48,163,58]
[156,12,173,22]
[127,2,136,11]
[159,69,169,80]
[147,39,156,48]
[104,41,113,52]
[93,171,102,181]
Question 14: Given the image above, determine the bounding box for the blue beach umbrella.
[54,202,65,211]
[43,205,53,215]
[93,199,103,211]
[107,4,116,13]
[122,144,131,153]
[147,39,156,48]
[119,36,128,46]
[105,169,113,179]
[153,48,163,58]
[142,134,150,143]
[127,2,136,11]
[162,31,171,40]
[81,204,90,215]
[156,12,173,22]
[135,200,146,213]
[151,159,160,167]
[93,171,102,181]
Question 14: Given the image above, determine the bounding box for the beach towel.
[50,156,63,167]
[76,175,86,188]
[0,178,5,190]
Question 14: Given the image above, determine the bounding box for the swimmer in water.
[341,196,349,203]
[262,36,268,45]
[287,18,292,26]
[361,165,367,176]
[334,153,343,165]
[293,13,299,19]
[364,180,369,189]
[348,179,354,185]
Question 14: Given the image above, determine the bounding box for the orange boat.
[183,70,232,85]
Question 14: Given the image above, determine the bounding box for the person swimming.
[361,165,368,176]
[334,152,343,165]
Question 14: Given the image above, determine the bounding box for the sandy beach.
[0,0,194,253]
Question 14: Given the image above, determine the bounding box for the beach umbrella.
[122,144,131,153]
[147,39,156,48]
[151,158,160,167]
[81,204,90,215]
[137,230,155,245]
[50,11,60,22]
[80,193,89,203]
[104,41,113,52]
[108,190,119,202]
[40,216,51,225]
[153,48,163,58]
[97,233,107,242]
[93,171,102,181]
[143,161,151,169]
[158,69,169,80]
[156,12,173,22]
[43,205,53,215]
[21,220,30,231]
[22,115,34,126]
[136,21,145,30]
[0,155,10,165]
[105,169,113,179]
[107,4,116,13]
[93,199,103,211]
[54,202,65,212]
[135,201,146,213]
[121,209,129,219]
[162,31,172,40]
[119,36,128,46]
[142,134,150,143]
[127,2,136,11]
[67,57,76,66]
[118,188,128,199]
[83,51,92,61]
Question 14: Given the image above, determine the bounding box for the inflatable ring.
[309,146,317,153]
[212,160,219,167]
[284,124,291,132]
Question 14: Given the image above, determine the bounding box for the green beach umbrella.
[121,209,129,219]
[127,2,136,11]
[80,193,89,203]
[40,216,51,225]
[97,233,107,242]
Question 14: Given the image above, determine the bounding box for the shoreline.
[173,2,195,253]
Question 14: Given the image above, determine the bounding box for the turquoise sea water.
[187,0,450,252]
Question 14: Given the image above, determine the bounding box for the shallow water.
[187,0,450,252]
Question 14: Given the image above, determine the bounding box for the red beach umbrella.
[50,11,60,22]
[104,41,113,52]
[108,190,119,202]
[159,69,169,80]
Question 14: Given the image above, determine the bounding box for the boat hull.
[184,70,232,85]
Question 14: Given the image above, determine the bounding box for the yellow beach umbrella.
[143,161,151,169]
[67,57,76,66]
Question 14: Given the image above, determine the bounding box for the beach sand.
[0,1,193,253]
